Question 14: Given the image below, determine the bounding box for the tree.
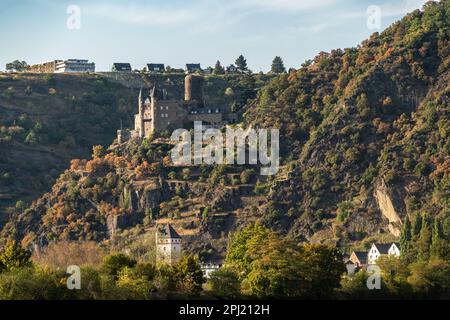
[377,256,412,298]
[102,253,137,279]
[172,255,205,295]
[6,60,28,72]
[116,266,154,299]
[226,223,270,277]
[213,61,225,75]
[227,224,345,298]
[235,55,248,73]
[298,244,346,299]
[412,213,422,238]
[25,130,38,145]
[246,231,306,298]
[271,56,286,74]
[408,259,450,299]
[208,267,241,299]
[417,214,432,261]
[92,145,105,159]
[0,241,32,272]
[400,215,412,261]
[430,219,449,260]
[15,200,27,213]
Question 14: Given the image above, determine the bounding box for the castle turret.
[185,74,204,107]
[138,88,145,138]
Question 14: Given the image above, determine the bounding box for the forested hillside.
[1,1,448,259]
[0,73,137,225]
[244,0,449,250]
[0,0,448,301]
[0,73,266,228]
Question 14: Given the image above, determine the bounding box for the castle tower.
[150,86,159,134]
[156,223,182,265]
[138,88,145,138]
[185,74,204,107]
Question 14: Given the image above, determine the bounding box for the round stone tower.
[185,74,204,107]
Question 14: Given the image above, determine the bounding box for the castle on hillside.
[117,75,237,143]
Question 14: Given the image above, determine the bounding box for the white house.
[348,251,367,268]
[368,242,400,265]
[200,261,223,279]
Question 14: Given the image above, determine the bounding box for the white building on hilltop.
[155,223,182,265]
[54,59,95,73]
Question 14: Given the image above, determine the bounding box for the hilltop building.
[156,223,182,265]
[117,74,237,143]
[54,59,95,73]
[185,63,202,74]
[145,64,165,73]
[134,85,186,136]
[28,59,95,73]
[29,60,59,73]
[112,63,132,72]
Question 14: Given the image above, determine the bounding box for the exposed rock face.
[374,180,403,237]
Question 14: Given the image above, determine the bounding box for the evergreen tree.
[213,60,225,75]
[412,213,423,238]
[430,219,448,259]
[417,214,432,261]
[235,55,248,73]
[400,215,412,261]
[271,56,286,74]
[0,241,32,272]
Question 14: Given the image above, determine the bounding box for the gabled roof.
[186,63,201,72]
[146,63,165,71]
[157,223,181,239]
[351,251,367,264]
[112,63,132,71]
[373,243,392,254]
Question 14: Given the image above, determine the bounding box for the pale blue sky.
[0,0,428,71]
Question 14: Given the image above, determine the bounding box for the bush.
[0,241,32,272]
[208,267,241,299]
[102,253,136,279]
